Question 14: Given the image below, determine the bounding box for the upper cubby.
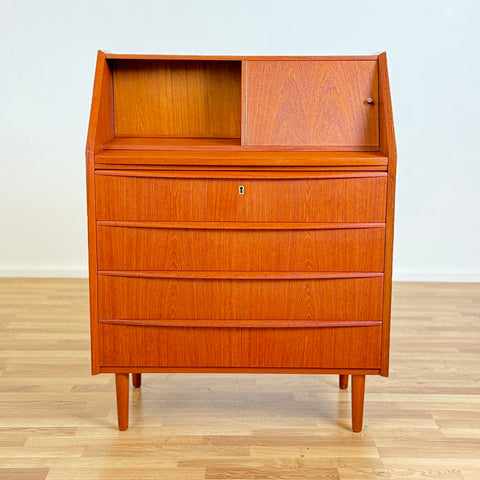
[87,53,393,158]
[108,59,241,145]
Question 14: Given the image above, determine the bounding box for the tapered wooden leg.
[132,373,142,388]
[115,373,129,431]
[351,375,366,432]
[339,374,349,389]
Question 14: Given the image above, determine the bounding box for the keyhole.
[239,185,245,194]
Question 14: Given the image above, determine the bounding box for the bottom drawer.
[98,324,382,369]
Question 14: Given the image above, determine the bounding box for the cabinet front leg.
[351,374,366,432]
[115,373,129,431]
[132,373,142,388]
[339,374,349,389]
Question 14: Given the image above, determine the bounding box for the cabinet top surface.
[103,52,381,61]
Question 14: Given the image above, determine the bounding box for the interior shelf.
[102,136,242,150]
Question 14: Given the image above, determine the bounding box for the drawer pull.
[239,185,245,194]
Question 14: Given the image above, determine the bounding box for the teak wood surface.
[95,173,387,223]
[96,224,386,272]
[99,323,382,369]
[112,60,241,139]
[86,52,397,432]
[1,279,480,480]
[95,150,389,165]
[97,275,384,322]
[246,61,379,147]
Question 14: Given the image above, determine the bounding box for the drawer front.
[99,324,382,369]
[98,274,383,322]
[97,225,386,272]
[95,173,387,223]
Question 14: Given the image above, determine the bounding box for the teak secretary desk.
[86,51,396,431]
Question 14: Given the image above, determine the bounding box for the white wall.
[0,0,479,281]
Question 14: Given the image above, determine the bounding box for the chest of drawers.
[86,52,396,431]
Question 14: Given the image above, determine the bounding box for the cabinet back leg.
[115,373,129,431]
[132,373,142,388]
[339,374,349,389]
[351,374,366,432]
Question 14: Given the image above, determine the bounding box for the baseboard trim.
[0,267,88,278]
[394,272,480,282]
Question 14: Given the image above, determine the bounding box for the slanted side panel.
[86,51,114,154]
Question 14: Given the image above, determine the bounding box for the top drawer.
[95,171,387,223]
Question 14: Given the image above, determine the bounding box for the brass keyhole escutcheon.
[239,185,245,194]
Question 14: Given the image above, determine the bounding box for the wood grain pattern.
[2,279,480,479]
[100,366,378,374]
[97,220,384,229]
[112,60,241,138]
[97,275,384,321]
[102,137,382,152]
[378,53,397,172]
[99,271,383,280]
[85,153,99,374]
[378,52,397,377]
[99,318,382,329]
[105,53,380,61]
[115,373,129,431]
[339,374,349,389]
[351,375,366,432]
[98,324,382,369]
[95,164,388,172]
[96,169,385,179]
[94,149,388,166]
[246,61,378,147]
[95,174,387,223]
[85,51,114,374]
[85,53,396,432]
[103,136,241,149]
[131,373,141,388]
[86,51,114,154]
[96,224,386,272]
[241,60,247,145]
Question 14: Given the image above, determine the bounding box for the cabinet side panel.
[378,52,397,376]
[246,60,379,147]
[86,51,114,154]
[378,54,397,164]
[381,171,396,376]
[99,325,382,369]
[86,152,99,374]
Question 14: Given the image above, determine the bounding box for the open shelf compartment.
[108,59,242,146]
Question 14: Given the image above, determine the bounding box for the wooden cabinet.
[86,52,397,432]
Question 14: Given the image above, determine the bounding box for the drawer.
[95,171,387,223]
[97,274,384,322]
[97,224,385,272]
[98,324,382,369]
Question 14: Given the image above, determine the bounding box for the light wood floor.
[0,279,479,480]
